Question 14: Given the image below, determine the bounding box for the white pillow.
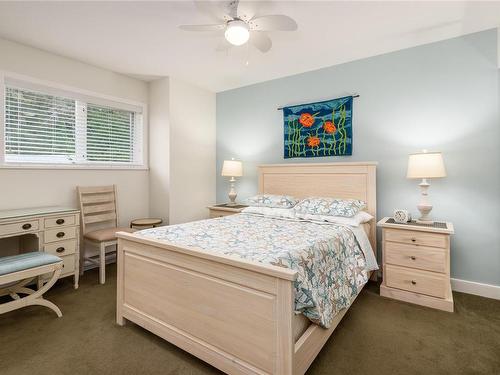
[241,206,297,220]
[295,211,373,227]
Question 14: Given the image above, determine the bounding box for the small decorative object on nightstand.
[221,159,243,206]
[407,150,447,224]
[393,209,411,223]
[378,217,454,312]
[207,203,247,219]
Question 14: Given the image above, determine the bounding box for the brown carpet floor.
[1,265,499,375]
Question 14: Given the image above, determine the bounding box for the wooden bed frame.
[116,162,377,375]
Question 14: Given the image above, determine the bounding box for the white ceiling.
[0,1,499,92]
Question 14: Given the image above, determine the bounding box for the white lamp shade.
[221,160,243,177]
[407,152,446,179]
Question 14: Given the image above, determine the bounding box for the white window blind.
[3,84,143,167]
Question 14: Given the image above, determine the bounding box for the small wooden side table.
[207,204,247,219]
[377,217,454,312]
[130,218,163,229]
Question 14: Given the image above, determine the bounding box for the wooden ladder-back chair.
[77,185,134,284]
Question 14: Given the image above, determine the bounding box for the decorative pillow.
[245,194,299,209]
[294,211,373,227]
[241,206,297,220]
[294,197,366,218]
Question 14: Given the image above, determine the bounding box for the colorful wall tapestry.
[283,96,353,158]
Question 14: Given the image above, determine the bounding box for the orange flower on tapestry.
[307,136,320,147]
[299,113,315,128]
[323,121,336,134]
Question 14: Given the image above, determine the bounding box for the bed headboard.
[258,162,377,254]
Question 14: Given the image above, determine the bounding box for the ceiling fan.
[179,0,298,53]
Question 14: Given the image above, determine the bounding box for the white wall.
[148,77,170,221]
[0,37,150,226]
[168,78,216,224]
[497,27,500,68]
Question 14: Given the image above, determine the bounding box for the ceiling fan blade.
[179,24,226,32]
[236,0,256,22]
[249,15,298,31]
[194,0,233,22]
[250,32,272,53]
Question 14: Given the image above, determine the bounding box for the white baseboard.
[451,278,500,300]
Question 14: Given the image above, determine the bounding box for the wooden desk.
[0,206,80,289]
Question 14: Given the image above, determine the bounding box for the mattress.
[136,213,377,328]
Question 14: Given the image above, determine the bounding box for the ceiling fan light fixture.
[224,20,250,46]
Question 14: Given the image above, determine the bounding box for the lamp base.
[416,219,434,225]
[227,178,237,206]
[416,179,434,224]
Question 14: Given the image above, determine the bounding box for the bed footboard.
[116,232,298,375]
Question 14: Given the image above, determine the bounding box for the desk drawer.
[384,228,448,248]
[45,215,76,229]
[0,220,39,236]
[385,241,447,273]
[385,264,447,298]
[45,239,77,256]
[45,226,77,243]
[60,254,75,276]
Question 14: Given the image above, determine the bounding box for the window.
[2,80,144,167]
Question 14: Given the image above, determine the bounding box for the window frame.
[0,71,148,170]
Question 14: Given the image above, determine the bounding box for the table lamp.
[407,150,446,224]
[221,159,243,205]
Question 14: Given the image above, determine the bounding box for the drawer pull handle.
[410,256,416,260]
[411,280,417,285]
[411,238,416,242]
[56,218,65,225]
[22,223,32,230]
[56,247,65,253]
[56,232,65,238]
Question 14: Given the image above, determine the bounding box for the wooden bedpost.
[276,279,294,374]
[116,236,125,326]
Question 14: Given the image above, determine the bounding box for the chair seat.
[84,227,135,242]
[0,252,62,276]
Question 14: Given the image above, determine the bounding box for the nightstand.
[207,204,248,219]
[377,217,455,312]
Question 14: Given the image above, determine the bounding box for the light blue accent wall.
[216,30,500,286]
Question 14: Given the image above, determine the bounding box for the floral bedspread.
[136,213,374,328]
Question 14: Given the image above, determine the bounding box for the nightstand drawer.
[209,210,237,219]
[384,228,448,248]
[385,265,447,298]
[385,241,446,273]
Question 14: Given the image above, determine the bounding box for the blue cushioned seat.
[0,252,62,276]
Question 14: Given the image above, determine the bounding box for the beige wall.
[0,37,150,226]
[148,77,170,221]
[148,77,216,225]
[0,37,217,229]
[169,78,216,224]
